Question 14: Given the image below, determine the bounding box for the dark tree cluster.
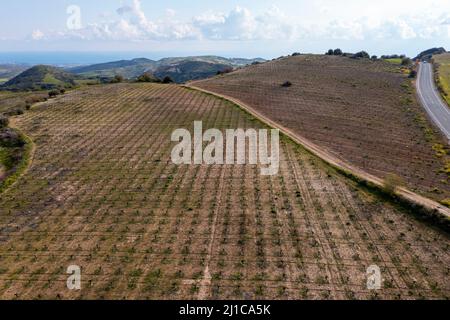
[352,51,370,59]
[326,49,343,56]
[381,54,406,59]
[216,68,234,76]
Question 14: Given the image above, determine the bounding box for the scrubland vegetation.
[434,53,450,106]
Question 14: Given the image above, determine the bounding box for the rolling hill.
[192,54,450,203]
[2,65,76,91]
[69,58,156,79]
[69,55,265,82]
[154,60,232,83]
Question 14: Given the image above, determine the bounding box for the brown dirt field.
[0,83,448,300]
[192,55,450,203]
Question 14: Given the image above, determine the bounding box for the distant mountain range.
[68,58,156,79]
[68,56,266,82]
[0,55,266,90]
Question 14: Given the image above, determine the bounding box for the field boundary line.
[184,84,450,223]
[198,165,226,300]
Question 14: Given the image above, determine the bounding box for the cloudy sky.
[1,0,449,59]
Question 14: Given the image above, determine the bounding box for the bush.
[326,49,343,56]
[371,55,378,60]
[110,75,124,84]
[352,51,370,59]
[292,52,301,56]
[48,90,60,98]
[401,57,412,66]
[0,128,24,148]
[162,76,174,84]
[383,174,404,195]
[281,81,292,87]
[136,73,157,83]
[25,95,46,104]
[216,68,233,76]
[409,70,417,78]
[0,116,8,129]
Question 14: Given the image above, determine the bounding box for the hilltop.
[414,47,447,61]
[193,54,450,203]
[2,65,76,91]
[69,55,265,83]
[69,58,156,79]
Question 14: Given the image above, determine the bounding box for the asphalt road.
[417,62,450,142]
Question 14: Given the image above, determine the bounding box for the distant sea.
[0,52,176,67]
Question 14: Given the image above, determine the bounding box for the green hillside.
[1,65,76,91]
[154,61,233,83]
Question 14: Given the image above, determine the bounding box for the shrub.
[326,49,343,56]
[352,51,370,59]
[25,95,46,104]
[401,57,412,66]
[0,128,25,148]
[292,52,301,56]
[409,70,417,78]
[0,116,8,128]
[383,174,404,195]
[48,90,60,98]
[110,75,124,84]
[136,73,158,83]
[216,68,233,76]
[371,55,378,60]
[281,81,292,87]
[162,76,174,84]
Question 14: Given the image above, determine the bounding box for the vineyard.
[193,55,450,203]
[0,83,448,300]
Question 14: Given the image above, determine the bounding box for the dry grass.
[434,53,450,106]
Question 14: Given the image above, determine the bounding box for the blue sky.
[1,0,449,59]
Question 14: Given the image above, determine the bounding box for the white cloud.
[28,0,450,43]
[31,29,45,40]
